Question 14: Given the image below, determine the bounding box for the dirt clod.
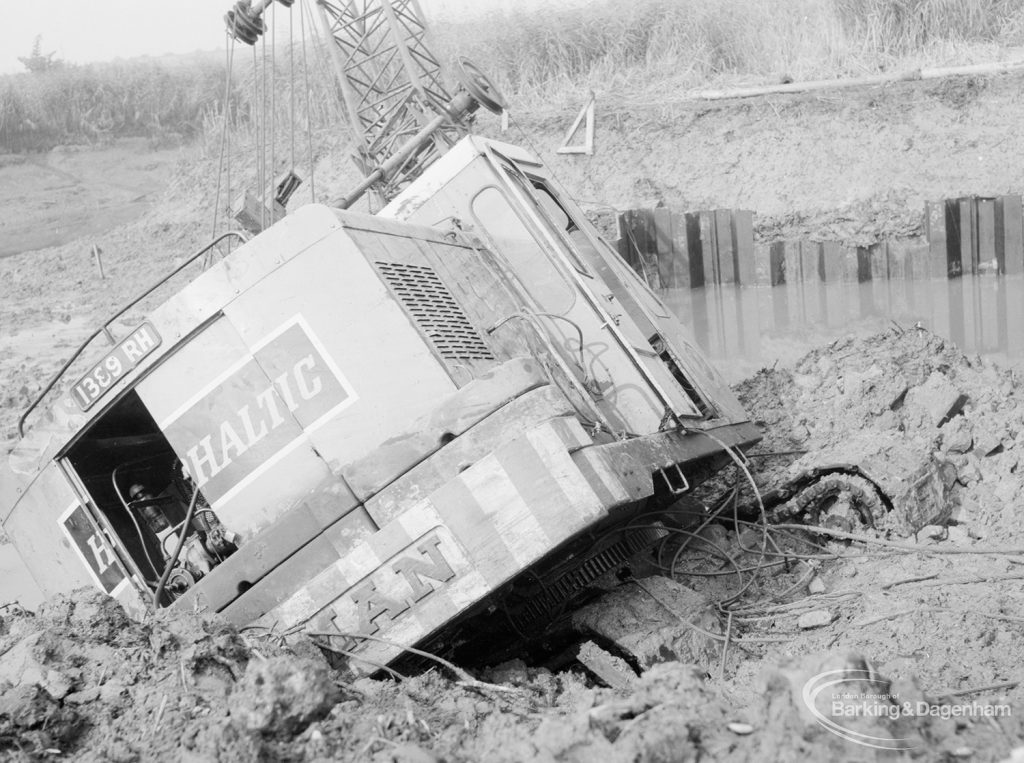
[797,610,833,629]
[231,656,339,737]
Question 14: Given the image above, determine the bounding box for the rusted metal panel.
[997,195,1023,275]
[616,234,633,270]
[869,242,889,281]
[769,241,786,286]
[699,211,717,285]
[925,201,948,278]
[887,240,910,280]
[617,213,639,271]
[639,209,659,287]
[732,210,755,285]
[856,246,873,283]
[798,241,819,282]
[753,242,769,285]
[769,241,789,329]
[978,198,997,272]
[943,199,964,277]
[956,197,976,276]
[685,213,704,287]
[820,242,843,282]
[715,209,735,284]
[669,210,691,289]
[838,245,860,282]
[653,208,675,289]
[785,241,803,283]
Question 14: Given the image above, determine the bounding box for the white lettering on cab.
[185,354,325,484]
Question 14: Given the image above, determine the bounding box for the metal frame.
[18,231,248,437]
[313,0,468,201]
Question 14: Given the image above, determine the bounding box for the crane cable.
[268,0,277,226]
[259,24,268,230]
[299,0,318,200]
[209,32,237,262]
[211,0,325,240]
[289,1,296,172]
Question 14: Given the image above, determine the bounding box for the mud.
[0,583,1019,761]
[4,70,1024,762]
[738,327,1024,538]
[5,301,1024,762]
[5,325,1024,761]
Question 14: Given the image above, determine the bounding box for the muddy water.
[663,274,1024,383]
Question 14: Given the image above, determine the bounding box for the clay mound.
[737,328,1024,536]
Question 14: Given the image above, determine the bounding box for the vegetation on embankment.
[2,0,1023,151]
[442,0,1024,100]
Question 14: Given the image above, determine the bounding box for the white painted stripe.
[524,426,603,523]
[274,539,382,626]
[275,588,320,628]
[161,313,355,429]
[158,350,252,429]
[576,450,630,506]
[460,454,550,567]
[395,501,443,539]
[163,314,358,507]
[209,434,310,509]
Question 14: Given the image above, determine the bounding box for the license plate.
[72,322,161,411]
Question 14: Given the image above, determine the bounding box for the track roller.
[774,472,888,532]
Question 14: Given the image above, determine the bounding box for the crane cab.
[3,135,759,671]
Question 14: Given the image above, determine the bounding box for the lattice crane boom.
[224,0,506,209]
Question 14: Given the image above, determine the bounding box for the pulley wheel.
[455,57,508,114]
[225,1,265,45]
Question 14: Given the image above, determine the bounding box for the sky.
[1,0,580,75]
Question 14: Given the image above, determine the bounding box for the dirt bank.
[1,331,1023,761]
[509,72,1024,244]
[3,69,1024,762]
[5,71,1024,449]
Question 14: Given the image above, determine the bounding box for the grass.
[0,59,228,152]
[437,0,1024,101]
[1,0,1022,153]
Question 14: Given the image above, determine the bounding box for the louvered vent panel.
[376,262,494,361]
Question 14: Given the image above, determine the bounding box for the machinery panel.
[135,315,334,538]
[5,461,133,604]
[222,226,458,475]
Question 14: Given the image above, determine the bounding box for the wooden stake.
[92,244,105,280]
